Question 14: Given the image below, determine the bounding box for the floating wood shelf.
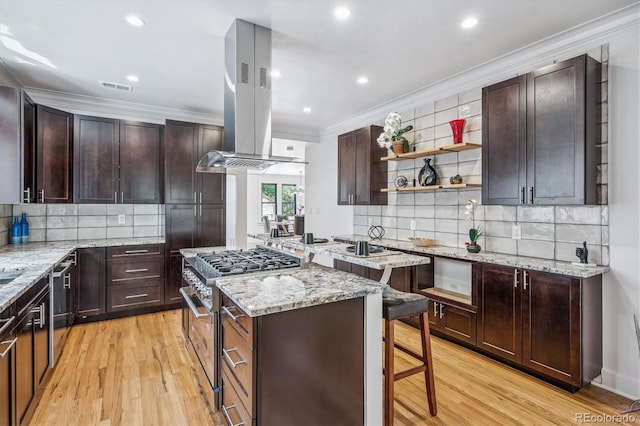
[380,142,481,161]
[381,183,481,192]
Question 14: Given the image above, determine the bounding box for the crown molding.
[320,4,640,139]
[0,58,22,87]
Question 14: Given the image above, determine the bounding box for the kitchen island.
[181,246,387,425]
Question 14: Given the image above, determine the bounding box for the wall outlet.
[118,214,126,225]
[512,225,522,240]
[368,218,373,226]
[410,219,416,231]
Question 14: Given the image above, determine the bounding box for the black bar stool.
[382,288,437,425]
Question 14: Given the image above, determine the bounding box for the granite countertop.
[332,234,609,278]
[215,263,386,317]
[0,237,166,312]
[247,233,431,269]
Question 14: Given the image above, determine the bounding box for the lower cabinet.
[477,263,602,388]
[427,299,477,346]
[76,247,106,318]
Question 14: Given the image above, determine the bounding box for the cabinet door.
[526,56,595,205]
[23,93,37,203]
[164,120,198,204]
[353,128,371,205]
[36,105,73,203]
[165,204,197,253]
[198,124,225,204]
[74,116,119,203]
[15,311,35,425]
[337,132,356,205]
[477,264,522,363]
[165,254,184,305]
[197,204,226,247]
[33,290,50,389]
[0,331,14,426]
[522,270,581,386]
[76,247,106,318]
[120,121,163,204]
[482,75,527,205]
[439,302,477,346]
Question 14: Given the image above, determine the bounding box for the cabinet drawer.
[221,320,254,411]
[108,281,163,311]
[108,244,164,258]
[221,295,253,347]
[222,368,254,426]
[109,258,164,282]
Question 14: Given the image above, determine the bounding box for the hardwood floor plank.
[30,310,637,426]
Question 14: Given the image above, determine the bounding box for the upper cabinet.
[164,120,225,205]
[36,105,73,203]
[337,125,387,205]
[0,86,35,204]
[74,115,162,204]
[482,55,601,205]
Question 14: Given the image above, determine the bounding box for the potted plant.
[465,199,483,253]
[376,112,413,154]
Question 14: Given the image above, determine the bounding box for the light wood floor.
[31,310,638,426]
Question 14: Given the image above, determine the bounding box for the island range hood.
[197,19,305,172]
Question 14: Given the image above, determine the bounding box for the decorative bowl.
[408,237,435,247]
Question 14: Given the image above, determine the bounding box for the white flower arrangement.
[377,112,413,151]
[465,199,483,243]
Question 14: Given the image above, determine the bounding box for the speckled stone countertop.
[0,237,165,312]
[332,235,609,278]
[248,233,431,269]
[215,263,386,317]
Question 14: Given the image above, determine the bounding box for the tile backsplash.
[355,46,609,265]
[11,204,165,243]
[0,205,12,247]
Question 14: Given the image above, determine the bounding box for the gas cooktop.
[194,247,301,279]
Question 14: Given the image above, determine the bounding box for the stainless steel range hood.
[197,19,305,173]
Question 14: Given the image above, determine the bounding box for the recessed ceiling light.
[271,70,281,78]
[303,107,311,113]
[125,15,145,27]
[461,17,478,29]
[126,75,139,82]
[357,76,369,84]
[335,7,351,20]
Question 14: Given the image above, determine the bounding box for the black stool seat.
[382,288,430,320]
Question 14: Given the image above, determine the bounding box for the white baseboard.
[593,368,640,400]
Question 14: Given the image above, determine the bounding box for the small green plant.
[465,199,483,243]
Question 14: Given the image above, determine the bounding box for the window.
[261,183,277,218]
[282,184,296,216]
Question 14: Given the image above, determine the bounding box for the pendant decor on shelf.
[449,119,466,144]
[418,158,437,186]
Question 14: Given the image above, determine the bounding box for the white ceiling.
[0,0,636,135]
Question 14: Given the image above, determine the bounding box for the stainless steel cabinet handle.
[514,269,519,288]
[520,187,525,204]
[63,273,71,289]
[221,404,245,426]
[32,303,45,328]
[125,268,149,273]
[434,302,439,318]
[199,192,202,203]
[121,192,124,204]
[115,192,118,203]
[439,303,445,319]
[199,204,202,217]
[529,187,534,204]
[222,347,247,368]
[179,288,212,319]
[0,317,15,336]
[0,337,17,358]
[125,250,149,254]
[23,188,31,203]
[523,270,529,290]
[194,192,197,203]
[125,293,148,299]
[221,305,245,322]
[70,251,77,265]
[39,189,45,203]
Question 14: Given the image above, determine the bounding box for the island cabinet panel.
[119,121,163,204]
[73,116,120,204]
[220,294,365,425]
[476,263,602,389]
[482,54,600,205]
[334,260,411,293]
[76,247,107,318]
[337,125,387,205]
[35,105,74,203]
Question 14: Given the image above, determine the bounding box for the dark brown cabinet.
[0,306,15,426]
[477,263,602,388]
[333,260,411,292]
[482,54,601,205]
[76,247,106,318]
[427,299,477,346]
[74,115,162,204]
[164,120,225,205]
[0,86,36,204]
[36,105,74,203]
[337,125,387,205]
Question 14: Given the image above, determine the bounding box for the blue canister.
[11,217,21,244]
[20,213,29,243]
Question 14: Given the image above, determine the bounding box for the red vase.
[449,119,466,144]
